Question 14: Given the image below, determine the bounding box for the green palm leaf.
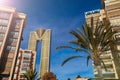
[87,55,91,66]
[23,69,38,80]
[56,45,88,52]
[56,17,117,78]
[61,56,83,66]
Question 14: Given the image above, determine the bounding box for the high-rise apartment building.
[85,9,118,79]
[0,6,26,80]
[28,29,51,79]
[102,0,120,78]
[13,49,36,80]
[85,9,106,25]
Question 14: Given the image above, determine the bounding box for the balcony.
[100,54,111,59]
[105,0,120,6]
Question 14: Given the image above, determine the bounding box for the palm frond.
[82,24,89,39]
[61,56,83,66]
[87,55,91,66]
[69,40,79,45]
[101,60,107,71]
[70,30,89,49]
[23,69,38,80]
[56,45,88,52]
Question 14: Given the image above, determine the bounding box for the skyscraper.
[13,49,36,80]
[0,6,26,80]
[28,28,51,79]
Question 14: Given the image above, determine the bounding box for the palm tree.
[56,18,117,80]
[23,69,38,80]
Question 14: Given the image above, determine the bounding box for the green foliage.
[23,69,38,80]
[76,75,81,78]
[56,17,117,67]
[61,56,83,66]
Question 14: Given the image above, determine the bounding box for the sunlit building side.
[28,28,51,79]
[102,0,120,78]
[85,9,106,26]
[0,6,26,80]
[85,9,118,79]
[13,49,36,80]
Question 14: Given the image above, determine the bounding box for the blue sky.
[0,0,103,79]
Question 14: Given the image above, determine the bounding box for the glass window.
[115,33,120,42]
[7,46,16,51]
[117,46,120,50]
[0,19,8,25]
[13,74,17,79]
[11,31,19,36]
[16,18,22,25]
[0,33,5,37]
[0,25,7,30]
[20,75,24,78]
[14,18,22,28]
[8,53,14,58]
[110,19,120,26]
[24,52,31,58]
[115,33,120,38]
[0,12,11,18]
[0,41,2,46]
[6,61,12,68]
[9,38,17,43]
[22,67,27,71]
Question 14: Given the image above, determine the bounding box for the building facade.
[0,6,26,80]
[85,9,106,25]
[85,9,118,79]
[13,49,36,80]
[28,28,51,79]
[102,0,120,78]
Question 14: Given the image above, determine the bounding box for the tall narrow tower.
[28,28,51,79]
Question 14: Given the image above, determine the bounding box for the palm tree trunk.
[94,59,103,80]
[96,65,103,80]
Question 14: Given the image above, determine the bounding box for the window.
[22,67,28,71]
[20,75,24,78]
[9,38,17,43]
[24,52,31,58]
[110,19,120,26]
[16,18,22,25]
[115,33,120,38]
[6,62,12,68]
[8,53,14,58]
[0,33,5,37]
[23,61,30,63]
[115,33,120,43]
[22,63,30,67]
[0,12,11,19]
[7,46,16,51]
[0,19,8,25]
[0,25,7,30]
[11,31,19,36]
[117,46,120,50]
[13,74,17,79]
[0,41,2,46]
